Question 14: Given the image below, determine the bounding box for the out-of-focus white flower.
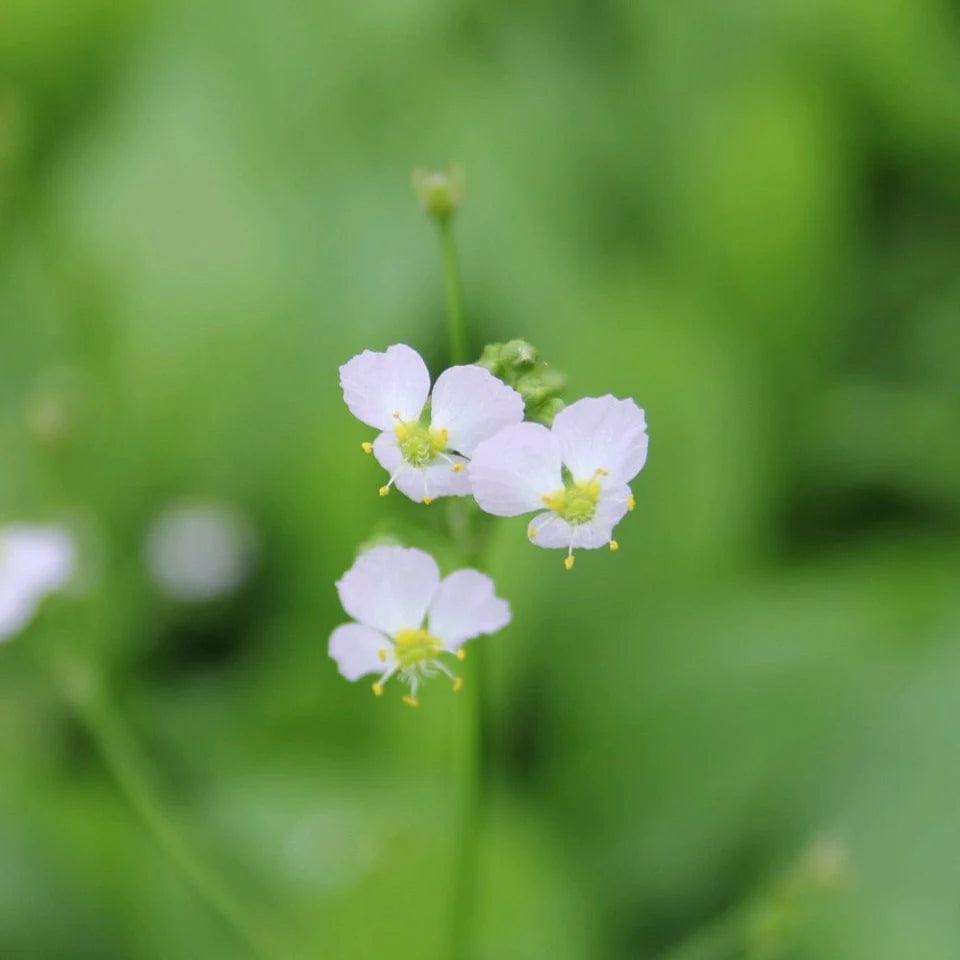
[0,525,75,641]
[329,545,510,706]
[469,395,648,569]
[145,501,256,602]
[339,343,524,504]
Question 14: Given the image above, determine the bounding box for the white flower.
[339,344,524,504]
[329,545,510,706]
[469,395,648,569]
[144,500,257,602]
[0,525,75,642]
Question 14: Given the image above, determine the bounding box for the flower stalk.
[55,655,283,960]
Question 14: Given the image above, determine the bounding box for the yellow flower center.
[541,478,601,525]
[393,627,443,668]
[394,421,449,467]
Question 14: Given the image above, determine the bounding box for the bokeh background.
[2,0,959,957]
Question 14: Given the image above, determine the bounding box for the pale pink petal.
[429,365,524,457]
[329,623,391,680]
[428,570,511,649]
[552,396,648,486]
[372,433,470,502]
[469,423,563,517]
[527,485,630,549]
[0,583,36,642]
[336,545,439,636]
[339,344,431,432]
[0,525,75,596]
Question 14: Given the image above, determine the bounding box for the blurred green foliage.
[1,0,959,957]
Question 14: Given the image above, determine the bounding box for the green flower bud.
[477,339,567,425]
[412,163,464,223]
[500,339,539,370]
[530,396,565,426]
[477,343,505,377]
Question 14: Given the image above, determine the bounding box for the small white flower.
[339,344,524,504]
[329,545,510,706]
[0,525,75,642]
[469,395,648,569]
[144,500,257,603]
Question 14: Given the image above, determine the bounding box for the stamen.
[423,497,433,505]
[372,683,384,696]
[378,648,388,662]
[361,441,372,454]
[564,546,576,570]
[609,540,619,551]
[452,677,463,692]
[379,466,405,497]
[528,524,537,539]
[456,648,466,661]
[627,494,635,511]
[402,695,419,707]
[422,472,432,505]
[450,463,464,473]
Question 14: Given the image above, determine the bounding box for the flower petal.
[552,395,648,486]
[527,485,630,549]
[0,582,37,642]
[429,365,524,457]
[329,623,391,680]
[339,344,431,432]
[336,545,440,636]
[469,423,563,516]
[0,525,75,597]
[372,434,470,502]
[428,570,511,649]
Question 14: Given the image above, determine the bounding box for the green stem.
[436,218,482,959]
[447,645,484,960]
[439,219,468,365]
[58,660,283,960]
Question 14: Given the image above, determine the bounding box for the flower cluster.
[340,343,648,567]
[330,342,649,703]
[0,525,75,642]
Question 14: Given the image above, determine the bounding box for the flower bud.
[500,339,539,370]
[412,164,464,223]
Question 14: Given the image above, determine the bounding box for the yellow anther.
[564,555,576,571]
[394,423,409,441]
[450,463,464,473]
[528,524,537,539]
[392,410,401,419]
[377,649,388,662]
[596,467,609,476]
[452,677,463,692]
[423,496,433,505]
[372,683,384,697]
[361,441,373,454]
[402,695,419,708]
[455,648,466,661]
[379,485,390,497]
[627,494,635,512]
[609,540,619,551]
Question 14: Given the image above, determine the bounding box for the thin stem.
[59,661,283,960]
[435,215,482,959]
[439,219,468,365]
[447,645,484,960]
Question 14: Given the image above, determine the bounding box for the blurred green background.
[2,0,959,957]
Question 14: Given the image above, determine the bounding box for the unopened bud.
[500,339,539,370]
[412,164,464,223]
